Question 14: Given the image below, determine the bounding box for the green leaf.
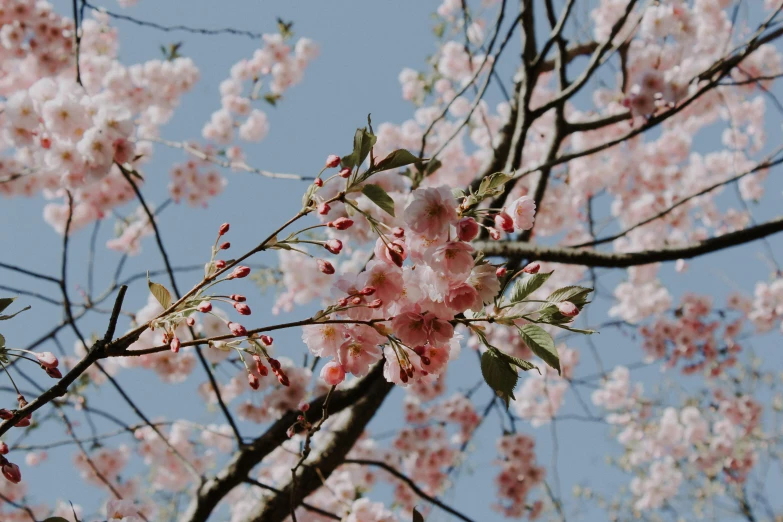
[362,184,396,217]
[341,127,377,170]
[147,275,172,310]
[509,271,553,303]
[481,349,519,409]
[412,507,424,522]
[0,305,30,321]
[497,351,538,373]
[478,172,513,197]
[451,187,466,200]
[555,324,596,335]
[518,324,559,374]
[544,285,592,306]
[0,333,5,350]
[373,149,419,172]
[0,297,16,314]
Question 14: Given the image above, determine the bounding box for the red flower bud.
[325,155,341,168]
[0,410,13,420]
[318,202,331,215]
[219,223,230,236]
[350,296,362,305]
[35,352,58,369]
[337,298,348,307]
[231,294,246,302]
[45,367,62,379]
[488,227,501,240]
[228,322,247,337]
[234,303,251,315]
[269,358,281,371]
[299,402,310,412]
[330,217,354,230]
[215,260,226,269]
[277,373,290,387]
[197,301,212,313]
[360,286,376,296]
[248,373,260,390]
[368,299,383,309]
[314,178,323,187]
[260,335,273,346]
[2,462,21,484]
[339,167,351,178]
[325,239,343,255]
[219,241,230,250]
[230,266,251,279]
[317,259,335,275]
[523,262,540,274]
[170,336,181,353]
[557,301,579,317]
[496,267,508,277]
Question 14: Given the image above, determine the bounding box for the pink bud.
[523,262,540,274]
[317,259,335,275]
[286,427,295,438]
[494,212,514,233]
[197,301,212,313]
[256,359,269,376]
[186,317,196,327]
[495,267,508,277]
[456,217,479,241]
[320,361,346,386]
[215,259,226,269]
[45,367,62,379]
[318,202,331,215]
[360,286,376,296]
[339,167,351,178]
[299,402,310,412]
[230,266,251,279]
[325,239,343,255]
[330,217,354,230]
[219,241,230,250]
[35,352,58,369]
[228,322,247,337]
[488,227,501,240]
[325,155,341,168]
[278,373,290,387]
[231,294,246,302]
[0,442,7,455]
[314,178,323,187]
[337,298,348,307]
[557,301,579,317]
[368,299,383,309]
[392,227,405,238]
[14,415,30,428]
[219,223,230,236]
[234,303,251,315]
[260,335,273,346]
[0,410,13,420]
[2,462,21,484]
[248,373,260,390]
[269,358,281,370]
[350,296,362,305]
[170,336,181,353]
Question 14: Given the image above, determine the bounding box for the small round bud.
[197,301,212,313]
[299,402,310,412]
[186,317,196,327]
[219,241,230,250]
[231,294,246,302]
[234,303,251,315]
[317,259,335,275]
[523,262,540,274]
[325,239,343,255]
[260,335,273,346]
[339,167,351,178]
[496,267,508,277]
[314,178,324,187]
[557,301,579,317]
[219,223,230,236]
[248,373,260,390]
[0,442,8,455]
[2,462,21,484]
[330,217,354,230]
[230,266,251,279]
[350,296,362,305]
[360,286,376,296]
[318,202,331,215]
[228,322,247,337]
[325,155,341,168]
[215,259,226,269]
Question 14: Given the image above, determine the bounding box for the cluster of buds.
[245,335,290,389]
[286,401,312,438]
[0,395,31,428]
[335,286,380,311]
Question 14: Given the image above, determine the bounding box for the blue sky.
[1,1,783,520]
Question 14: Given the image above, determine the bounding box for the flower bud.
[170,336,181,353]
[523,262,540,274]
[368,299,383,309]
[230,266,251,279]
[277,373,290,387]
[318,202,331,215]
[320,361,346,386]
[35,352,58,369]
[360,286,376,296]
[0,410,12,420]
[197,301,212,313]
[317,259,335,275]
[186,317,196,327]
[45,367,62,379]
[325,239,343,255]
[488,227,501,240]
[260,335,273,346]
[219,223,230,236]
[2,462,21,484]
[219,241,230,250]
[314,178,323,187]
[557,301,579,317]
[330,217,354,230]
[494,212,514,233]
[256,359,269,376]
[299,402,310,412]
[325,155,341,168]
[350,296,362,305]
[496,267,507,277]
[0,442,7,455]
[456,217,479,241]
[234,303,251,315]
[269,358,281,370]
[248,373,260,390]
[339,167,351,178]
[337,298,348,307]
[215,259,226,269]
[231,294,246,302]
[228,322,247,337]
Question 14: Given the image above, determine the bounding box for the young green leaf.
[509,271,553,303]
[497,351,538,373]
[373,149,419,172]
[0,297,16,314]
[147,275,173,310]
[544,285,593,307]
[362,184,396,217]
[0,305,30,321]
[0,333,5,350]
[341,127,377,170]
[518,324,559,374]
[481,348,519,408]
[478,172,513,197]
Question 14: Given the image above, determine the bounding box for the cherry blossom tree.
[1,0,783,521]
